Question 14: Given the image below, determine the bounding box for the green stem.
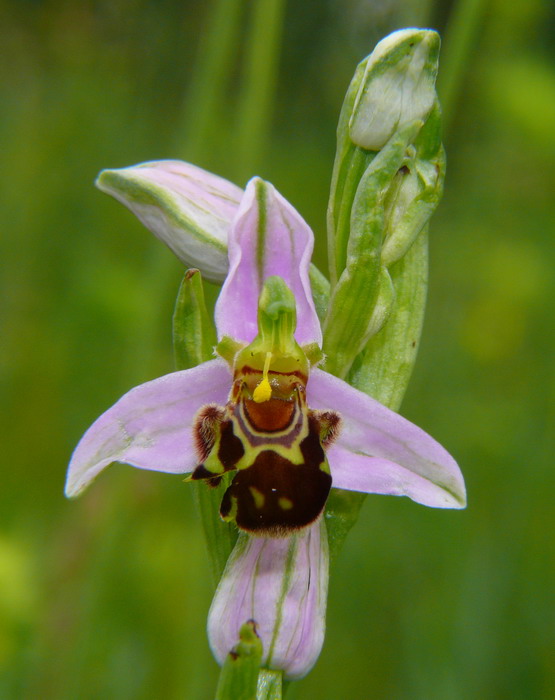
[257,670,283,700]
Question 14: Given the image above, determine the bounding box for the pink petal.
[307,369,466,508]
[208,520,328,680]
[97,160,243,282]
[65,359,230,497]
[215,178,321,346]
[327,446,462,508]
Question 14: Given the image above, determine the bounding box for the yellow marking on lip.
[221,495,238,522]
[249,487,265,509]
[278,497,293,511]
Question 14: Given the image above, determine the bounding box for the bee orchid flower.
[66,171,465,679]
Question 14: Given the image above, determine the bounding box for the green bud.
[326,29,440,287]
[324,29,445,381]
[363,266,396,338]
[348,228,428,408]
[349,29,440,151]
[326,60,376,286]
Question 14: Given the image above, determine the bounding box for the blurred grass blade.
[234,0,286,180]
[178,0,244,159]
[438,0,489,132]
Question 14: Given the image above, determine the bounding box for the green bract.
[215,620,263,700]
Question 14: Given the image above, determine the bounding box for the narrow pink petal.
[307,369,466,508]
[208,520,328,680]
[215,177,321,346]
[65,359,230,497]
[97,160,243,282]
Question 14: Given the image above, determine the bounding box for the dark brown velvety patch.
[191,463,218,481]
[220,449,331,536]
[299,415,326,466]
[218,420,245,470]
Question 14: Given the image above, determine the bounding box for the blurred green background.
[1,0,554,698]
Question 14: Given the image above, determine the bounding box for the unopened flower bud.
[349,28,440,151]
[96,160,242,281]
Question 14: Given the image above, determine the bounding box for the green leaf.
[172,269,237,583]
[325,228,428,555]
[191,474,238,586]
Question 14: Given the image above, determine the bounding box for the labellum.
[190,276,340,537]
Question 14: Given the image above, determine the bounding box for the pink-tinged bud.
[96,160,242,282]
[207,519,328,679]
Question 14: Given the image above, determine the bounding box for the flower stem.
[257,670,283,700]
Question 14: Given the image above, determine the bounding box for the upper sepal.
[215,178,322,347]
